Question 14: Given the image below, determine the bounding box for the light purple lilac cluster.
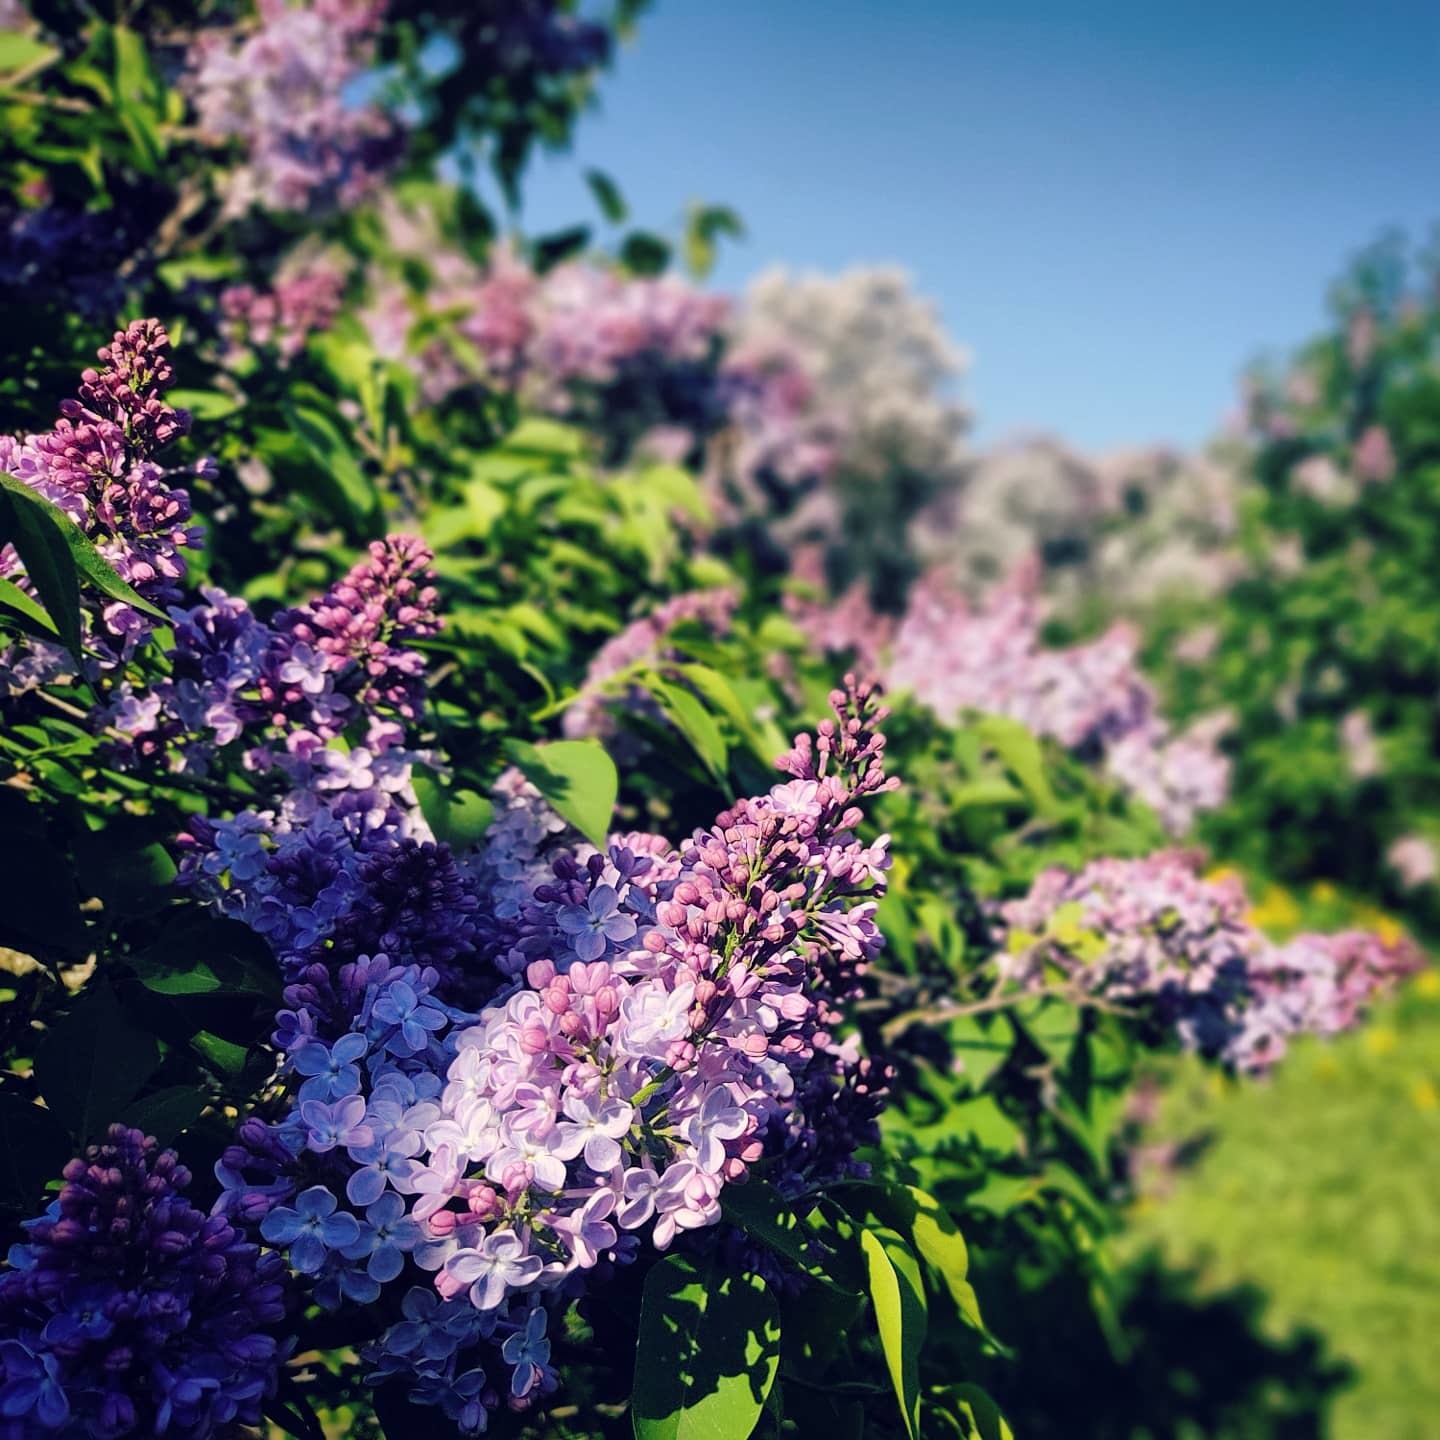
[219,260,347,365]
[184,0,397,216]
[562,587,737,741]
[824,562,1232,835]
[998,851,1422,1073]
[199,679,896,1432]
[0,1126,289,1439]
[0,320,205,672]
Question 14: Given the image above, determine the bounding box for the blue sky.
[508,0,1440,448]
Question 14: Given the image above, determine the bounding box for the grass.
[1122,969,1440,1439]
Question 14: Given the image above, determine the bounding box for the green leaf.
[169,388,243,420]
[532,225,592,272]
[851,1184,986,1333]
[0,470,168,626]
[137,960,223,996]
[900,1188,985,1333]
[928,1385,1014,1440]
[721,1181,856,1293]
[0,576,59,638]
[0,477,81,658]
[0,805,85,956]
[620,231,673,277]
[944,1013,1011,1093]
[282,402,378,530]
[861,1227,927,1440]
[132,910,278,1000]
[632,1253,781,1440]
[505,739,617,849]
[0,31,59,80]
[503,417,585,458]
[0,1094,73,1213]
[118,1085,207,1145]
[683,203,745,281]
[191,1031,251,1080]
[645,677,729,781]
[412,771,494,850]
[585,168,629,223]
[73,828,177,919]
[35,985,162,1142]
[974,716,1062,819]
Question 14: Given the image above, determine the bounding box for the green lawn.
[1123,971,1440,1439]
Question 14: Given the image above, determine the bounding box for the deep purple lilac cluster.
[0,199,134,320]
[184,0,397,215]
[197,679,897,1432]
[0,1127,288,1438]
[998,851,1422,1072]
[0,321,204,667]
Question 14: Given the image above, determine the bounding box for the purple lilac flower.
[500,1305,552,1399]
[810,561,1234,836]
[184,0,399,216]
[0,321,202,666]
[260,1185,362,1275]
[0,1126,288,1438]
[999,851,1423,1072]
[556,882,638,961]
[220,259,346,364]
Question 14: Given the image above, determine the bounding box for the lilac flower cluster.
[184,0,398,215]
[0,199,133,320]
[0,321,204,662]
[463,1,612,85]
[199,680,896,1432]
[0,1126,288,1438]
[818,563,1232,835]
[98,532,440,778]
[366,243,840,493]
[220,260,347,365]
[999,851,1422,1073]
[563,587,737,741]
[706,336,844,514]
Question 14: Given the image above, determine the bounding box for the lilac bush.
[190,677,898,1431]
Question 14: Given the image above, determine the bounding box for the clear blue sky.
[509,0,1440,448]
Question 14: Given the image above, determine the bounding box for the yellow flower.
[1414,969,1440,1000]
[1363,1027,1398,1057]
[1375,915,1404,947]
[1412,1078,1439,1112]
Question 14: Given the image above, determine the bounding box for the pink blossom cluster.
[1000,851,1422,1073]
[806,562,1231,835]
[96,534,439,780]
[184,0,397,215]
[365,244,839,494]
[220,260,347,364]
